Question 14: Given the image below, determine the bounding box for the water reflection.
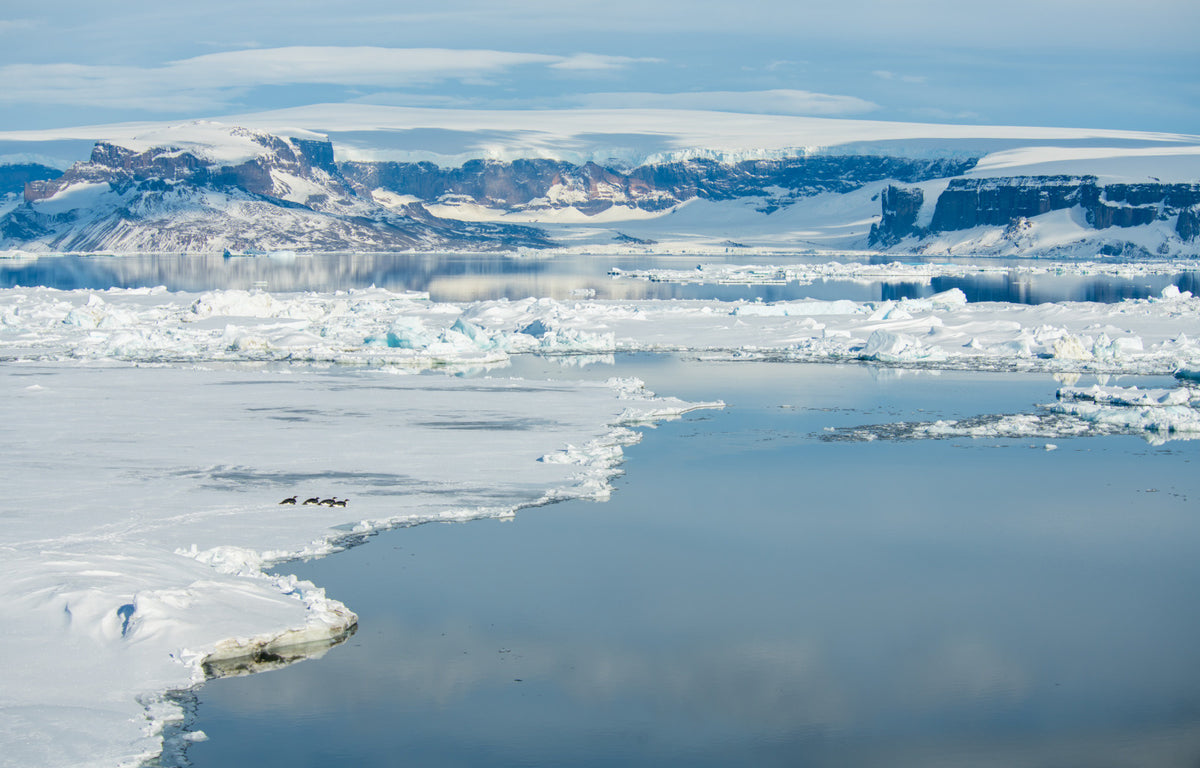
[1,252,1195,304]
[187,362,1200,767]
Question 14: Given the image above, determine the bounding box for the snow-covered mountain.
[0,124,550,253]
[2,110,1199,257]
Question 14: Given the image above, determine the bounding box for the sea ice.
[824,382,1200,445]
[0,353,717,768]
[2,278,1198,767]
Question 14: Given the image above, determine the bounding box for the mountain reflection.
[0,252,1194,305]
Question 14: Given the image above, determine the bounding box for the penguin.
[303,497,321,505]
[280,495,297,505]
[320,497,337,506]
[331,498,349,507]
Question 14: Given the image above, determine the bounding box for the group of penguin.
[279,495,349,507]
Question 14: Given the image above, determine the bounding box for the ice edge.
[151,377,723,764]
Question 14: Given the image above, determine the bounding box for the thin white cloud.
[169,47,560,88]
[0,63,237,111]
[549,53,662,71]
[873,70,928,85]
[346,92,481,108]
[0,19,37,33]
[909,107,985,123]
[576,89,879,117]
[0,46,659,112]
[764,60,806,72]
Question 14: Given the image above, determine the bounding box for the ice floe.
[2,282,1199,375]
[825,382,1200,445]
[0,353,718,768]
[607,259,1200,287]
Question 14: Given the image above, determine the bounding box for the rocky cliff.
[869,176,1200,252]
[341,155,976,217]
[0,163,62,196]
[3,127,551,253]
[868,186,925,248]
[2,122,1198,257]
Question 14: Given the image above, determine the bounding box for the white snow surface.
[0,287,720,768]
[31,182,114,216]
[99,122,328,167]
[826,381,1200,445]
[607,259,1200,287]
[3,283,1199,375]
[966,145,1200,183]
[2,106,1196,170]
[1049,383,1200,438]
[227,106,1200,170]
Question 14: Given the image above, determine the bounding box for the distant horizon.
[2,1,1197,136]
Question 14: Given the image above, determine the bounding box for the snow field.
[0,354,715,768]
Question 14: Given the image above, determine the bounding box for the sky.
[1,0,1198,135]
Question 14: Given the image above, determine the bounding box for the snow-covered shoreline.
[0,340,718,767]
[608,258,1200,285]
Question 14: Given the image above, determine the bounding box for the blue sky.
[2,0,1198,134]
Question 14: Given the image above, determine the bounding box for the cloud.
[873,70,928,85]
[907,107,985,123]
[170,47,559,88]
[549,53,662,71]
[576,89,879,117]
[764,60,806,72]
[0,19,37,34]
[0,46,660,113]
[0,63,237,112]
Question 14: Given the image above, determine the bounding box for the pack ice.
[0,285,718,768]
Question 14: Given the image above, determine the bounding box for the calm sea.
[11,253,1195,766]
[2,251,1197,304]
[181,355,1200,768]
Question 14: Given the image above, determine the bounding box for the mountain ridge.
[1,126,551,253]
[2,118,1198,257]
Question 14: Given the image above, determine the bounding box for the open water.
[2,251,1198,304]
[13,252,1195,766]
[181,355,1200,767]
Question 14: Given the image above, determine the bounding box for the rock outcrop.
[3,122,1198,256]
[0,163,63,196]
[341,155,976,216]
[868,185,925,247]
[872,176,1200,248]
[3,127,552,253]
